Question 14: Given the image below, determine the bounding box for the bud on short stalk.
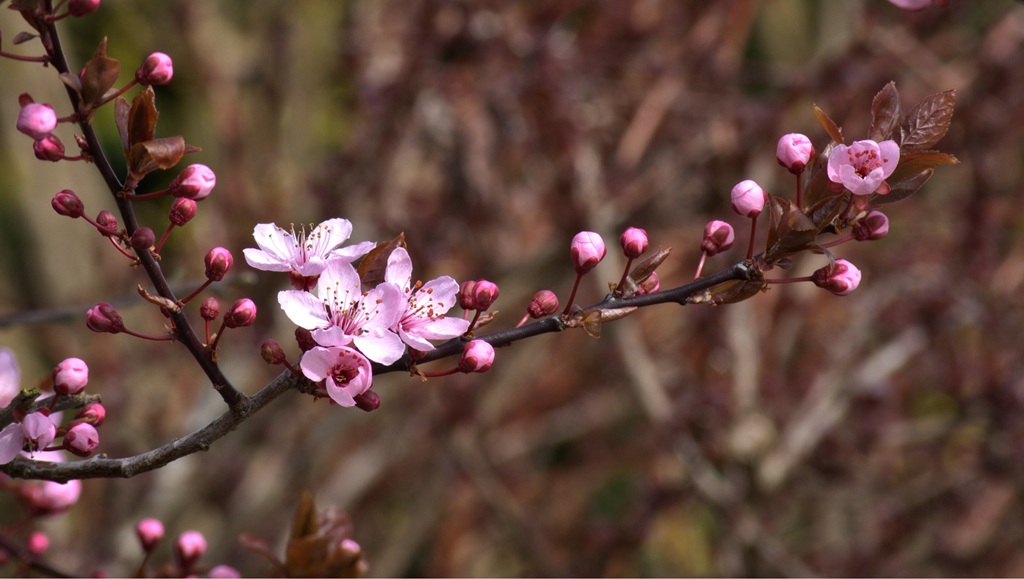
[169,197,197,226]
[260,339,287,365]
[169,163,216,200]
[619,227,648,259]
[51,189,84,218]
[136,52,174,86]
[200,296,220,321]
[16,102,57,140]
[76,402,106,426]
[776,133,815,174]
[527,290,559,319]
[458,340,495,373]
[701,220,735,256]
[136,518,165,553]
[33,135,65,161]
[813,259,862,296]
[472,279,500,311]
[224,298,257,328]
[53,357,89,396]
[63,423,100,457]
[204,247,233,281]
[571,231,607,275]
[731,180,766,217]
[175,530,207,569]
[86,302,125,333]
[130,227,155,252]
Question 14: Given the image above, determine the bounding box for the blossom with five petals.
[827,139,900,196]
[278,259,406,365]
[243,219,375,279]
[385,248,470,351]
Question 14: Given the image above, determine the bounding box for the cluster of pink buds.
[133,520,239,577]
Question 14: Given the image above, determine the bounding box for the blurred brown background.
[2,0,1024,576]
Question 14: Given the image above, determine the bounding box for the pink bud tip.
[169,197,197,226]
[169,164,216,200]
[458,340,495,373]
[63,423,100,457]
[33,134,65,162]
[853,210,889,241]
[813,259,862,296]
[224,298,257,328]
[130,227,155,252]
[68,0,100,16]
[637,271,660,295]
[776,133,815,174]
[53,357,89,396]
[175,530,207,566]
[260,339,287,365]
[207,565,242,578]
[619,227,648,259]
[204,247,233,281]
[570,231,607,275]
[86,303,124,334]
[51,189,84,218]
[353,389,381,413]
[136,52,174,86]
[136,518,165,552]
[472,279,500,311]
[16,103,57,140]
[730,179,766,218]
[701,220,735,256]
[527,289,559,318]
[27,532,49,557]
[76,402,106,426]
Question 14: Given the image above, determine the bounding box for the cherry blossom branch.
[39,2,244,409]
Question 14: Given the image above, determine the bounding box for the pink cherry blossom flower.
[278,259,406,364]
[244,219,375,279]
[827,139,900,196]
[385,248,470,351]
[300,346,374,407]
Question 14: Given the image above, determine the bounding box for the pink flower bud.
[51,189,84,218]
[169,164,216,200]
[637,271,660,295]
[458,280,477,310]
[136,518,165,553]
[17,103,57,140]
[853,210,889,241]
[136,52,174,86]
[200,297,220,321]
[776,133,815,174]
[889,0,932,9]
[813,259,862,296]
[22,412,56,453]
[130,227,155,252]
[619,227,648,259]
[53,357,89,396]
[701,220,735,256]
[169,197,197,226]
[527,289,559,318]
[68,0,101,16]
[33,134,65,161]
[571,231,607,275]
[86,302,124,334]
[19,479,82,515]
[63,423,99,457]
[295,327,317,352]
[76,402,106,426]
[260,339,286,365]
[27,532,49,556]
[354,389,381,413]
[96,210,118,235]
[208,566,242,579]
[472,279,500,311]
[204,247,233,281]
[175,530,207,568]
[224,298,257,328]
[458,340,494,373]
[731,180,766,218]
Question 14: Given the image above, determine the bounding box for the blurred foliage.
[3,0,1024,576]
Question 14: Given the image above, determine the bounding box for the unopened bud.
[168,197,197,226]
[136,52,174,86]
[527,290,559,318]
[354,389,381,413]
[136,518,164,553]
[76,402,106,426]
[200,296,220,321]
[51,189,84,218]
[16,102,57,140]
[175,530,207,568]
[207,566,242,579]
[260,339,287,365]
[570,231,607,275]
[701,220,735,256]
[776,133,815,174]
[130,227,155,252]
[68,0,101,16]
[457,340,495,373]
[812,259,862,296]
[53,357,89,396]
[34,134,65,161]
[169,164,216,200]
[619,227,648,259]
[458,280,477,310]
[96,210,118,235]
[224,298,256,328]
[853,210,889,241]
[472,279,500,311]
[63,423,100,457]
[731,179,766,218]
[204,247,233,281]
[86,302,124,333]
[27,532,49,557]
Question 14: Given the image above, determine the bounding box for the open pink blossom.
[827,140,900,196]
[278,259,406,364]
[300,346,374,407]
[244,219,375,278]
[385,248,470,351]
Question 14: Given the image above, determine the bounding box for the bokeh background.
[2,0,1024,576]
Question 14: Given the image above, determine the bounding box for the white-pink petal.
[278,290,330,330]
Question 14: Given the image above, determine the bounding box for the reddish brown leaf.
[805,193,847,231]
[801,142,838,209]
[114,97,130,153]
[814,104,844,145]
[289,490,318,540]
[899,89,956,150]
[703,278,767,305]
[80,38,121,109]
[873,168,933,205]
[357,234,406,289]
[58,72,83,95]
[128,136,186,179]
[764,194,819,261]
[869,81,901,142]
[12,31,37,45]
[128,87,159,149]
